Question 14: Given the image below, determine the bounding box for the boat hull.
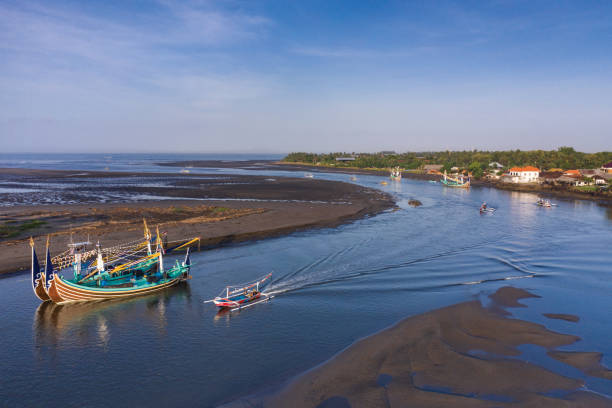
[48,274,183,304]
[33,278,51,301]
[214,293,262,308]
[441,180,470,188]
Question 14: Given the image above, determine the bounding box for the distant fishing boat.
[390,166,402,181]
[380,181,388,185]
[180,168,190,174]
[537,198,553,208]
[304,173,314,178]
[479,202,496,214]
[350,176,357,181]
[429,180,437,184]
[31,223,199,304]
[440,170,470,188]
[206,273,272,311]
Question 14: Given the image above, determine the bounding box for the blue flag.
[31,239,41,291]
[44,245,54,290]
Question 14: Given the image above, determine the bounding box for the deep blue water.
[0,154,611,407]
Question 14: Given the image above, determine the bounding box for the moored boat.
[30,224,198,304]
[440,170,470,188]
[390,166,402,181]
[46,249,191,304]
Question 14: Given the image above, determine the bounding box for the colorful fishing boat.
[46,253,190,303]
[206,273,272,310]
[440,170,470,188]
[390,166,402,181]
[31,225,199,304]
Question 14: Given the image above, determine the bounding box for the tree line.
[284,147,612,177]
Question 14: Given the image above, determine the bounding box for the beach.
[0,168,394,274]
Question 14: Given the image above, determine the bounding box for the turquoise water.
[0,154,611,406]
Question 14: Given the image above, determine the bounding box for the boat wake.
[264,238,538,298]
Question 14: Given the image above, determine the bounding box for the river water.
[1,154,611,406]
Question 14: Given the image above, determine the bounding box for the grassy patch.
[573,186,601,193]
[212,207,230,214]
[0,219,47,239]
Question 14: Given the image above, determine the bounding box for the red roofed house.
[563,169,581,176]
[502,166,540,183]
[602,162,612,174]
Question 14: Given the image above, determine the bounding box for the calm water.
[1,154,611,406]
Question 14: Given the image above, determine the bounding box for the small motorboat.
[304,173,314,178]
[537,199,553,208]
[350,176,357,181]
[380,181,388,185]
[206,273,272,311]
[479,202,495,214]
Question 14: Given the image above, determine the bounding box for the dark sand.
[543,313,580,323]
[224,287,612,408]
[0,168,394,274]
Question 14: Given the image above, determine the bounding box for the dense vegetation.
[284,148,612,176]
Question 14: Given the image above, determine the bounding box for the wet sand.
[0,168,394,274]
[224,287,612,408]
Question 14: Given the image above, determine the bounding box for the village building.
[335,157,356,162]
[538,171,564,184]
[602,161,612,173]
[488,161,504,169]
[593,175,608,185]
[502,166,540,183]
[423,164,443,174]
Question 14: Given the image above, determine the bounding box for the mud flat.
[225,287,612,408]
[0,168,394,274]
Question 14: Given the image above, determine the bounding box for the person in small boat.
[480,202,487,212]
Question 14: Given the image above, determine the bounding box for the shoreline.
[159,160,612,205]
[224,287,612,407]
[0,168,395,274]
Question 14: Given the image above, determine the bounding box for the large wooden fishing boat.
[390,166,402,181]
[46,253,190,303]
[30,223,199,304]
[440,170,470,188]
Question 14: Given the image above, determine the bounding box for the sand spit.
[549,352,612,380]
[0,168,394,274]
[224,287,611,408]
[543,313,580,322]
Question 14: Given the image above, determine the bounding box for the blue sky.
[1,0,611,153]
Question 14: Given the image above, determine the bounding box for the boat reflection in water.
[33,283,192,353]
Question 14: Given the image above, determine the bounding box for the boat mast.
[96,242,104,277]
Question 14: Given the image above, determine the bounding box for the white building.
[502,166,540,183]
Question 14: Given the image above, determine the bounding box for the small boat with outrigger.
[206,273,273,312]
[479,202,496,214]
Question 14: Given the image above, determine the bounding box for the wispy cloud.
[0,0,274,119]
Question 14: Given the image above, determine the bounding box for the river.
[0,154,611,406]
